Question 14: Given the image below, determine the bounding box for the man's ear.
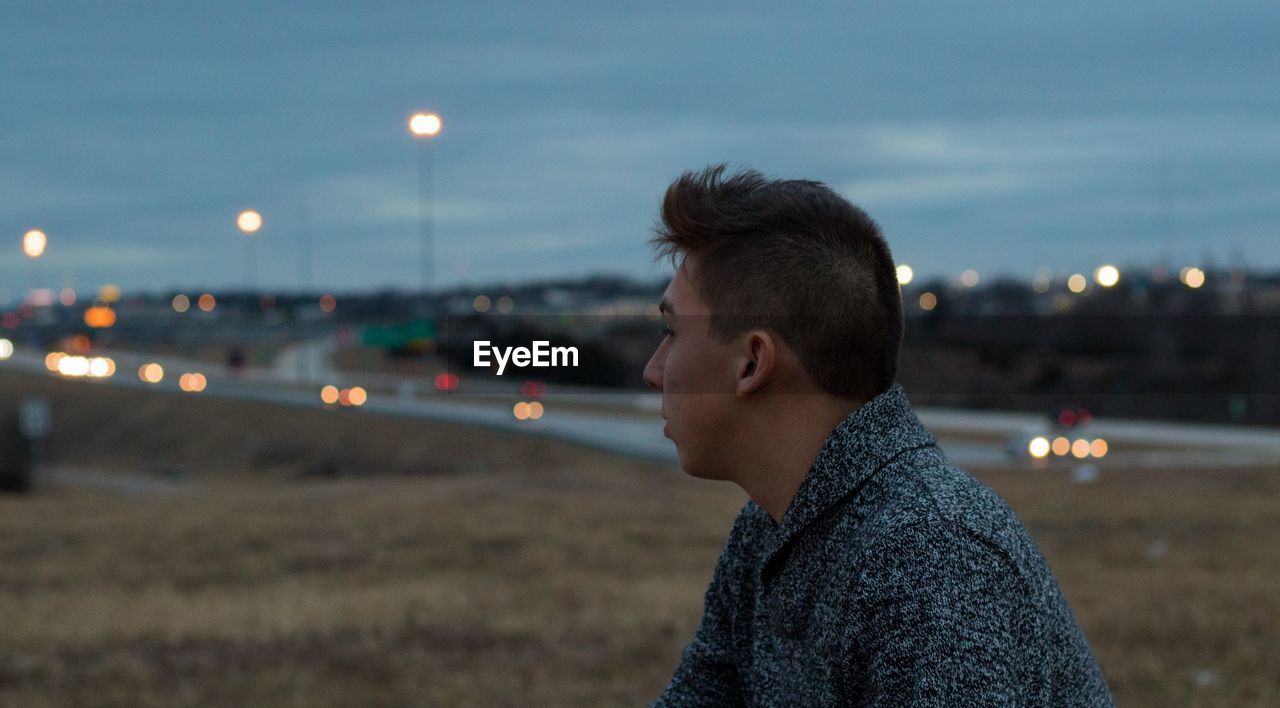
[735,330,775,396]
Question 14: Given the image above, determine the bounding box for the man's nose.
[643,348,663,391]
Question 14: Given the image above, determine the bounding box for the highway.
[4,342,1277,471]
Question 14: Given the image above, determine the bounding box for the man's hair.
[652,164,902,402]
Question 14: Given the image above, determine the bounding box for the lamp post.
[237,209,262,291]
[21,229,47,304]
[408,111,441,298]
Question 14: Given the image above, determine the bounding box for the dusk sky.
[3,1,1278,298]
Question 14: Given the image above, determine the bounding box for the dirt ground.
[1,370,1277,706]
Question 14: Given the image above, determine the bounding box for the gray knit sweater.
[652,383,1113,706]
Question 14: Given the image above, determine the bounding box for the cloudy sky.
[2,0,1277,297]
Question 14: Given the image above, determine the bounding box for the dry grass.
[1,371,1278,706]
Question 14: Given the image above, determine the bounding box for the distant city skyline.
[3,1,1278,296]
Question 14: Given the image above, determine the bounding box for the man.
[645,165,1112,706]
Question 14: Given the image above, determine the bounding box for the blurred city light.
[172,294,191,312]
[896,264,914,286]
[138,362,164,383]
[1051,436,1071,456]
[88,357,115,378]
[919,292,938,311]
[45,352,65,372]
[59,288,76,306]
[22,229,47,258]
[83,306,117,328]
[98,284,122,303]
[0,338,12,360]
[237,210,263,234]
[319,294,337,313]
[58,355,90,377]
[198,293,216,312]
[348,386,368,407]
[496,296,514,314]
[179,373,207,393]
[320,385,340,405]
[528,401,544,420]
[513,401,531,420]
[1071,439,1091,458]
[1094,265,1120,288]
[1032,267,1052,294]
[1028,436,1051,459]
[1091,439,1109,458]
[408,112,442,137]
[434,372,460,391]
[1067,274,1087,293]
[1181,267,1206,289]
[959,269,979,288]
[473,295,491,313]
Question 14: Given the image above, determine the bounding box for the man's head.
[643,165,903,479]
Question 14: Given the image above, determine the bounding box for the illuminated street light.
[237,210,263,290]
[237,210,263,234]
[408,112,442,137]
[408,110,442,300]
[22,229,47,258]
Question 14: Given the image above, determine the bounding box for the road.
[4,343,1277,471]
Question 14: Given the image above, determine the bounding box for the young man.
[645,166,1112,706]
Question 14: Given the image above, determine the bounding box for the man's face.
[643,257,739,479]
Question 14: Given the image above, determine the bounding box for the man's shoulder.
[839,446,1047,583]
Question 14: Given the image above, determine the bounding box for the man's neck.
[732,396,863,526]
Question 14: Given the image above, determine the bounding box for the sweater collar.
[755,383,938,549]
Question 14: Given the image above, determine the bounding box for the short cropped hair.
[652,164,902,401]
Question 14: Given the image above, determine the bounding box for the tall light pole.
[237,209,263,292]
[408,111,441,299]
[22,229,47,304]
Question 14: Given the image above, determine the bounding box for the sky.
[2,0,1278,298]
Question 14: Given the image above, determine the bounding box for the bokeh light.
[1051,436,1071,456]
[473,295,491,313]
[959,269,980,288]
[0,338,13,360]
[320,385,340,405]
[896,264,914,286]
[919,292,937,311]
[528,401,544,420]
[179,373,208,393]
[237,210,263,234]
[1067,274,1087,293]
[139,363,164,383]
[198,293,216,312]
[1028,436,1051,459]
[319,294,337,313]
[22,229,47,258]
[98,284,122,303]
[348,386,368,406]
[496,296,514,314]
[1094,265,1120,288]
[172,294,191,313]
[1181,267,1206,289]
[408,112,442,137]
[513,401,531,420]
[1071,438,1092,458]
[1090,439,1109,458]
[59,288,77,307]
[45,352,65,372]
[84,306,117,328]
[434,373,460,391]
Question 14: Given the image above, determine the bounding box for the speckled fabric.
[652,383,1113,706]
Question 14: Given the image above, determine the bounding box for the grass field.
[1,370,1278,706]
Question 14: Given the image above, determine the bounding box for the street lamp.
[237,209,262,291]
[408,111,441,298]
[21,229,47,304]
